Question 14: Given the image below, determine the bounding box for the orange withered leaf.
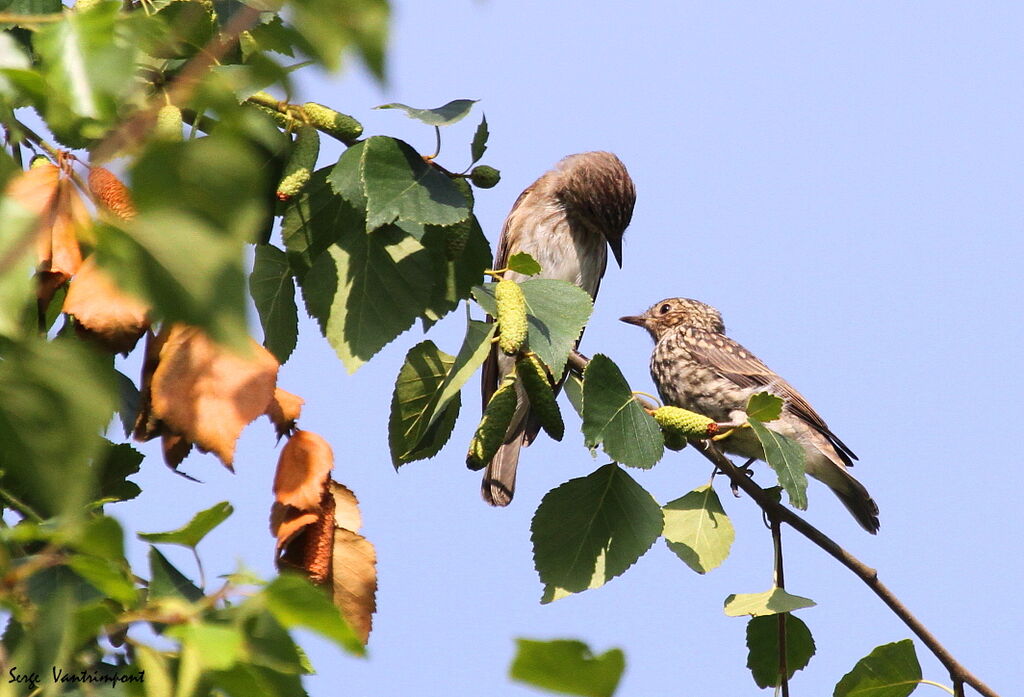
[265,388,305,440]
[270,506,319,552]
[331,527,377,645]
[88,167,136,221]
[149,325,279,468]
[273,430,334,511]
[63,258,150,354]
[275,484,336,585]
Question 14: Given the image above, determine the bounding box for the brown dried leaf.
[265,388,304,439]
[133,328,170,442]
[64,258,150,354]
[150,325,279,468]
[273,430,334,511]
[161,433,195,476]
[43,181,88,278]
[270,503,318,550]
[331,528,377,645]
[331,481,362,533]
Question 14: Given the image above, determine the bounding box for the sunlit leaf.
[748,419,807,510]
[834,639,922,697]
[662,484,734,574]
[532,463,662,599]
[724,586,816,617]
[511,639,625,697]
[581,354,663,469]
[473,279,593,376]
[138,501,234,549]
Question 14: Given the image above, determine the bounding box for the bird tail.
[807,458,880,534]
[481,428,526,506]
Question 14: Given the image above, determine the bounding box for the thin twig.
[565,349,1002,697]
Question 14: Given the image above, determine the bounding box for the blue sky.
[118,2,1023,695]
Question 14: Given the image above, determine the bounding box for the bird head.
[554,152,635,267]
[620,297,725,340]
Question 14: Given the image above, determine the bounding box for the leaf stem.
[919,679,956,695]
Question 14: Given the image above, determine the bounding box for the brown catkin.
[88,167,136,221]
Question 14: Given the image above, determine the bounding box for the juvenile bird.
[478,152,636,506]
[621,297,879,533]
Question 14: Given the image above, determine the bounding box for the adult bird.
[621,297,879,533]
[478,152,636,506]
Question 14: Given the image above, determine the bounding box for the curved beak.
[607,236,624,268]
[619,315,646,328]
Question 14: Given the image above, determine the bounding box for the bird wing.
[681,328,858,465]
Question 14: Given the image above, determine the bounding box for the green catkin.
[154,104,183,142]
[301,103,363,145]
[516,353,564,441]
[466,377,519,470]
[653,406,717,442]
[495,280,528,355]
[275,125,320,201]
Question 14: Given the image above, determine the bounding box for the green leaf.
[134,644,174,697]
[724,586,816,617]
[132,138,268,242]
[564,373,584,419]
[138,501,233,549]
[532,463,662,599]
[145,0,216,59]
[376,99,478,126]
[662,484,735,574]
[0,338,117,518]
[388,340,456,467]
[208,662,306,697]
[263,573,364,655]
[581,354,663,469]
[834,640,922,697]
[326,140,367,209]
[746,391,783,422]
[168,623,244,670]
[420,215,491,324]
[470,114,488,164]
[506,251,541,276]
[33,5,142,140]
[288,0,389,77]
[94,216,249,350]
[147,547,203,602]
[360,136,468,231]
[94,442,143,504]
[748,419,808,510]
[746,614,816,688]
[283,167,359,278]
[66,554,138,606]
[299,226,436,373]
[510,639,625,697]
[241,608,308,675]
[434,319,495,423]
[114,368,140,438]
[472,279,593,376]
[250,243,298,363]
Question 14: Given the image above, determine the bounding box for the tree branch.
[567,348,1001,697]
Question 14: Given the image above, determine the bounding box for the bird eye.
[659,303,671,314]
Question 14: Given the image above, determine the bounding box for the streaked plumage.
[621,297,879,533]
[478,152,635,506]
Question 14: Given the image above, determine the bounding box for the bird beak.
[607,236,624,268]
[619,314,646,328]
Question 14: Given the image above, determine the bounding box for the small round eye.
[659,303,671,314]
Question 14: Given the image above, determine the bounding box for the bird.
[478,151,636,506]
[620,297,879,533]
